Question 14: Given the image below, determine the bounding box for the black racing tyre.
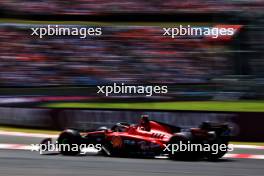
[168,134,191,160]
[167,133,201,160]
[57,129,82,156]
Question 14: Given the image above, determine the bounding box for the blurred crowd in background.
[0,24,232,86]
[0,0,263,15]
[0,0,263,100]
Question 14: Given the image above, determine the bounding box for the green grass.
[231,141,264,146]
[0,126,60,135]
[40,101,264,112]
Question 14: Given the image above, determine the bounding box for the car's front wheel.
[57,129,82,156]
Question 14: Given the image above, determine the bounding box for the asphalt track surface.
[1,134,264,176]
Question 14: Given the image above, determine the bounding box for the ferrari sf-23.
[42,115,231,160]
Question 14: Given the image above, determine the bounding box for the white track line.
[0,144,31,150]
[224,154,264,160]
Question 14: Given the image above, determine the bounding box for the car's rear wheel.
[205,137,229,161]
[168,135,187,160]
[57,129,82,156]
[168,133,201,160]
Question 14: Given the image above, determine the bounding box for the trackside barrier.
[0,107,263,141]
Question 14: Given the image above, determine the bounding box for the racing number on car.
[111,136,123,148]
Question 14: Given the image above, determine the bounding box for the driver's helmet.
[139,115,151,131]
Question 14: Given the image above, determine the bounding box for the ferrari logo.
[112,136,123,148]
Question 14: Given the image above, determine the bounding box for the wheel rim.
[61,138,69,145]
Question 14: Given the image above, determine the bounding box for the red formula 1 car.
[53,115,231,160]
